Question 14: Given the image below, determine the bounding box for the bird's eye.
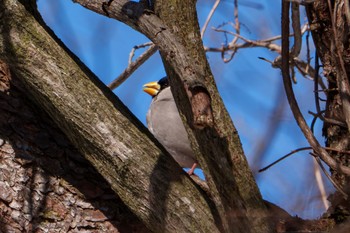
[158,77,169,89]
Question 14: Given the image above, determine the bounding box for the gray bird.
[143,77,198,174]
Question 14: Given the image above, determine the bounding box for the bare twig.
[312,157,330,210]
[128,42,154,65]
[201,0,221,38]
[259,146,350,172]
[224,0,241,62]
[108,43,157,90]
[313,52,324,121]
[290,2,301,84]
[210,22,308,50]
[312,153,348,199]
[306,26,311,68]
[208,23,310,70]
[309,55,333,210]
[233,0,240,38]
[308,111,347,128]
[258,54,316,80]
[303,23,325,86]
[290,2,302,58]
[208,28,282,52]
[294,57,316,79]
[259,147,311,172]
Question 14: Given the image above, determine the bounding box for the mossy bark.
[0,0,220,232]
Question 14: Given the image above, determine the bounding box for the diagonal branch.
[0,1,221,232]
[73,0,274,232]
[108,43,157,90]
[201,0,221,38]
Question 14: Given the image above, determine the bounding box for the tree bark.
[306,0,350,223]
[0,0,221,232]
[154,0,273,231]
[0,61,148,232]
[11,0,350,232]
[2,0,350,232]
[73,0,273,232]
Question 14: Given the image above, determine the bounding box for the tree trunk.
[306,0,350,223]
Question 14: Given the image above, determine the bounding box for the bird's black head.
[158,77,169,90]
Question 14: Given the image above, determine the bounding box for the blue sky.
[37,0,333,219]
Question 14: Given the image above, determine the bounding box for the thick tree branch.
[0,1,222,232]
[73,0,274,232]
[0,60,149,232]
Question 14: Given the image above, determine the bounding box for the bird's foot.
[187,163,198,176]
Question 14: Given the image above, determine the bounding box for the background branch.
[108,43,157,90]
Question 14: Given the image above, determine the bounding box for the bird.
[143,77,198,175]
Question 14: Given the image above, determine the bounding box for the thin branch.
[259,146,350,172]
[290,2,302,58]
[207,23,309,68]
[259,147,311,172]
[200,0,221,38]
[128,42,154,65]
[208,28,282,52]
[294,57,316,79]
[309,53,333,210]
[224,0,240,62]
[306,25,311,69]
[108,43,157,90]
[312,153,348,199]
[312,157,330,210]
[308,111,347,128]
[313,52,324,121]
[232,0,240,41]
[310,110,318,133]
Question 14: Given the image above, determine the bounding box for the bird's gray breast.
[146,87,197,168]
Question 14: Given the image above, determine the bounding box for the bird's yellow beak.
[143,81,161,97]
